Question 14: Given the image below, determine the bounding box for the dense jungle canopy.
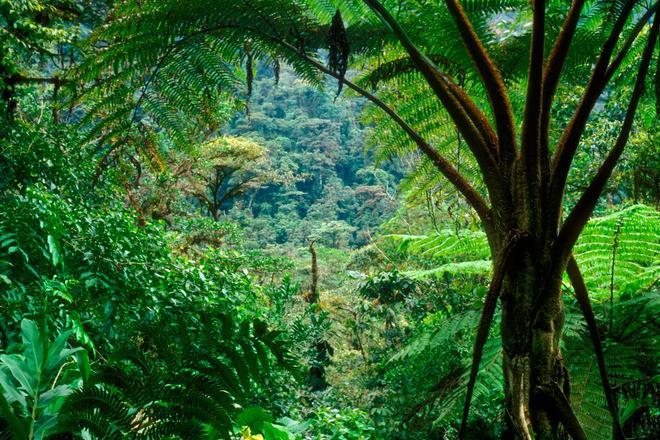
[0,0,658,439]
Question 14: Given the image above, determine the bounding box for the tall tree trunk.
[499,254,568,439]
[491,168,572,439]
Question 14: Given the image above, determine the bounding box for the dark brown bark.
[540,0,587,194]
[495,221,566,439]
[347,3,654,437]
[460,231,525,439]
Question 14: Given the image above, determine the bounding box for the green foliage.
[235,406,310,440]
[224,66,400,249]
[357,270,417,304]
[0,117,303,439]
[345,205,659,436]
[2,1,659,437]
[573,205,660,299]
[385,205,660,293]
[58,312,293,439]
[565,293,659,439]
[307,406,378,440]
[0,319,86,440]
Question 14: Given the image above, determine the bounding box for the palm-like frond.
[573,205,660,299]
[57,313,294,438]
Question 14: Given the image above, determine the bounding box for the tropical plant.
[56,313,294,439]
[0,0,93,122]
[379,205,659,437]
[0,117,306,439]
[69,2,659,434]
[0,319,87,440]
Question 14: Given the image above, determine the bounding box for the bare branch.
[555,16,658,258]
[444,0,517,162]
[566,255,624,440]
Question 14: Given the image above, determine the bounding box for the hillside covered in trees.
[0,1,658,439]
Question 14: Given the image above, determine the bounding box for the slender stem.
[548,0,639,226]
[521,0,546,235]
[566,255,625,440]
[541,0,588,155]
[362,0,511,227]
[605,3,659,80]
[554,15,659,260]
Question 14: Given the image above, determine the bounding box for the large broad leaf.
[45,329,79,378]
[262,422,291,440]
[47,234,61,267]
[237,406,273,434]
[0,319,86,440]
[36,385,73,410]
[0,366,27,407]
[21,319,45,382]
[1,354,36,395]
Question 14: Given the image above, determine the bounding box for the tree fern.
[564,293,660,438]
[390,206,659,432]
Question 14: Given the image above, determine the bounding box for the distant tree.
[313,220,357,248]
[182,136,288,221]
[0,0,98,123]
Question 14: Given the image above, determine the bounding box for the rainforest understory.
[0,1,658,439]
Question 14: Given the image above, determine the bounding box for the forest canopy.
[0,0,658,439]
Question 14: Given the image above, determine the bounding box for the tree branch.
[548,0,638,224]
[521,0,546,231]
[459,231,525,439]
[605,3,658,80]
[88,17,493,225]
[6,75,66,85]
[541,0,587,188]
[93,25,229,184]
[277,40,492,224]
[444,0,517,162]
[362,0,506,203]
[554,16,658,259]
[566,255,624,440]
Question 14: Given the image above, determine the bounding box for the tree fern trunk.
[499,252,568,439]
[493,186,570,439]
